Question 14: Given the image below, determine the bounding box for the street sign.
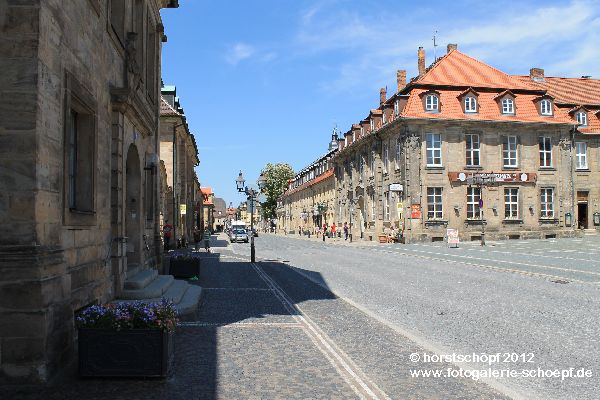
[180,204,187,215]
[389,183,403,192]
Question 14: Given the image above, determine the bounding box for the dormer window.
[370,118,375,131]
[576,111,588,126]
[394,100,399,116]
[382,110,387,124]
[540,99,552,116]
[425,94,439,111]
[464,96,477,113]
[502,98,514,114]
[360,126,365,136]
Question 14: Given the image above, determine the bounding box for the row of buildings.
[277,44,600,243]
[0,0,215,383]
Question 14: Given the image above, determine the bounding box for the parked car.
[230,229,249,243]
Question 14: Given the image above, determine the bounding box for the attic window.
[394,100,400,116]
[464,96,477,113]
[502,98,515,115]
[370,118,375,131]
[425,94,439,112]
[576,111,587,126]
[540,99,552,116]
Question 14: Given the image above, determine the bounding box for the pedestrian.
[203,227,211,253]
[322,223,327,241]
[331,223,336,238]
[343,222,349,241]
[193,229,201,252]
[162,220,173,251]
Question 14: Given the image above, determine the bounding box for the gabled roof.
[160,96,180,116]
[516,76,600,106]
[415,50,538,90]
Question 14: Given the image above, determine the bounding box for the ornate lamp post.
[317,202,328,241]
[236,171,266,262]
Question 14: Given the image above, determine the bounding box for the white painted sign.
[447,228,459,247]
[389,183,403,192]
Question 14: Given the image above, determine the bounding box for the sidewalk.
[262,231,383,247]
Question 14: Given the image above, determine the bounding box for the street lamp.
[236,170,266,262]
[317,202,328,241]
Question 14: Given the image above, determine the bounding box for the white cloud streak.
[225,43,256,65]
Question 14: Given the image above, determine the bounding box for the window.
[394,100,399,116]
[382,110,387,124]
[383,191,390,221]
[369,151,375,177]
[146,12,157,103]
[361,126,365,137]
[504,188,519,220]
[370,119,375,131]
[358,153,364,179]
[110,0,126,45]
[64,72,97,223]
[503,136,518,167]
[352,130,356,142]
[427,188,443,220]
[502,98,514,114]
[370,191,376,221]
[464,96,477,113]
[576,112,588,126]
[383,143,389,174]
[467,187,481,219]
[540,99,552,116]
[426,133,442,166]
[344,136,348,147]
[576,142,587,169]
[395,137,401,170]
[540,188,554,219]
[539,136,552,167]
[466,134,480,167]
[425,94,439,111]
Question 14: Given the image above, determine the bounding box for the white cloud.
[225,43,256,65]
[293,0,600,93]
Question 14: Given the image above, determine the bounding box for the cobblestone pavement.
[2,233,512,400]
[235,234,600,400]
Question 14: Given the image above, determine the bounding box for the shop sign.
[180,204,187,215]
[447,228,459,247]
[410,204,421,219]
[389,183,403,192]
[448,171,536,184]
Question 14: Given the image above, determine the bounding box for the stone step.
[124,269,158,290]
[175,285,202,316]
[126,264,142,279]
[584,229,597,236]
[120,275,174,300]
[116,279,189,305]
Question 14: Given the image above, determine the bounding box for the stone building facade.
[0,0,178,382]
[333,45,600,243]
[279,141,338,235]
[159,86,200,246]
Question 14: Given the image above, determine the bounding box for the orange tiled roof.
[515,76,600,106]
[283,170,334,196]
[416,50,538,90]
[160,96,180,116]
[200,187,213,195]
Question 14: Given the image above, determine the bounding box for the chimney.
[447,43,457,53]
[380,87,386,105]
[418,47,426,76]
[396,70,406,92]
[529,68,545,82]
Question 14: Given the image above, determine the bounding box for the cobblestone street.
[2,235,510,399]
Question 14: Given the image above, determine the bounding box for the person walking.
[331,223,336,239]
[203,227,211,253]
[193,229,201,252]
[162,220,173,251]
[322,223,327,242]
[343,222,349,241]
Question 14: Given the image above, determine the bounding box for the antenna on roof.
[432,30,438,61]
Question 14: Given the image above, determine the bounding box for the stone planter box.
[170,257,200,278]
[79,328,173,378]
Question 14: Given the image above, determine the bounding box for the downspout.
[570,125,576,235]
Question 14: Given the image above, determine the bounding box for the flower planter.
[78,328,173,378]
[170,257,200,278]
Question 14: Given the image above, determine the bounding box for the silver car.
[230,229,249,243]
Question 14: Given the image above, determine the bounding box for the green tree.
[259,163,294,221]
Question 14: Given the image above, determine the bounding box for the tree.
[259,163,294,221]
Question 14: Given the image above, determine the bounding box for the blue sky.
[160,0,599,206]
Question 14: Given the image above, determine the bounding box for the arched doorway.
[125,144,142,270]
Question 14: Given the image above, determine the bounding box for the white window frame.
[464,96,477,113]
[576,112,588,126]
[425,94,439,111]
[466,134,480,167]
[370,119,375,131]
[361,126,365,136]
[383,143,389,174]
[383,191,390,221]
[504,187,519,220]
[394,100,399,116]
[539,136,552,168]
[467,187,481,219]
[540,99,552,116]
[382,110,387,124]
[576,142,588,169]
[395,137,401,170]
[503,136,518,168]
[427,187,443,220]
[426,133,442,166]
[369,151,375,177]
[540,188,554,219]
[370,191,376,221]
[502,98,514,114]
